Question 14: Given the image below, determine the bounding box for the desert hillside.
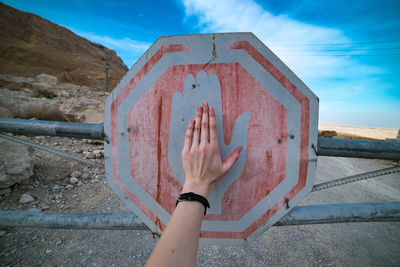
[0,2,128,90]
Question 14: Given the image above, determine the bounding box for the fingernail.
[203,102,208,108]
[209,106,214,112]
[197,106,202,112]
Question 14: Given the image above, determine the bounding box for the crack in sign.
[203,33,217,69]
[168,71,251,214]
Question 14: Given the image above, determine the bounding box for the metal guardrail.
[0,118,104,140]
[1,118,399,160]
[1,202,398,230]
[317,137,400,161]
[312,166,400,192]
[0,133,95,165]
[275,202,400,226]
[0,118,399,230]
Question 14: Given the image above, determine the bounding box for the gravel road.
[0,136,399,266]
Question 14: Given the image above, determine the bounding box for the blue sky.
[3,0,400,128]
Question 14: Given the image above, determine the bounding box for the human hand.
[181,101,243,198]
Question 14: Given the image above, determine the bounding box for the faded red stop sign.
[104,33,318,243]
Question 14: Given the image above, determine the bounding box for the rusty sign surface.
[104,32,319,243]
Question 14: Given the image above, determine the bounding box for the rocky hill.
[0,2,128,90]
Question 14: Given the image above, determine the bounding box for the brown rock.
[59,98,104,123]
[0,2,128,90]
[0,87,64,121]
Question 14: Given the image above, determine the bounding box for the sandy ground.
[319,123,399,141]
[0,135,399,266]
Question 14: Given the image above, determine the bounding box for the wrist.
[182,180,211,198]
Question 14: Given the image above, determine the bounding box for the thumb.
[222,146,243,174]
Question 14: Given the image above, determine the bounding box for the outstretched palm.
[169,71,250,214]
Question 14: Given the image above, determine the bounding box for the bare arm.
[145,102,242,267]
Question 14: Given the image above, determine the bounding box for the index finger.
[200,102,209,144]
[209,106,218,145]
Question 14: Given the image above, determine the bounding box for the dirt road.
[0,136,399,266]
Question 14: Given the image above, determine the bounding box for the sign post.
[104,32,319,243]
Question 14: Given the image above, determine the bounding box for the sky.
[3,0,400,128]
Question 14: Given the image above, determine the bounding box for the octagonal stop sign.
[104,32,319,243]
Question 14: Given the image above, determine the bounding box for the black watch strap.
[176,192,210,215]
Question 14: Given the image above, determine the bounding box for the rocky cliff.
[0,2,128,90]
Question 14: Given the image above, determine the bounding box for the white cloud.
[81,33,151,53]
[68,28,151,67]
[181,0,381,84]
[184,0,344,44]
[181,0,399,127]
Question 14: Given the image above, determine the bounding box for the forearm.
[145,199,205,267]
[145,102,242,266]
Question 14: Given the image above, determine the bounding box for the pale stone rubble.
[0,139,34,189]
[0,73,106,202]
[19,193,35,204]
[0,73,107,123]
